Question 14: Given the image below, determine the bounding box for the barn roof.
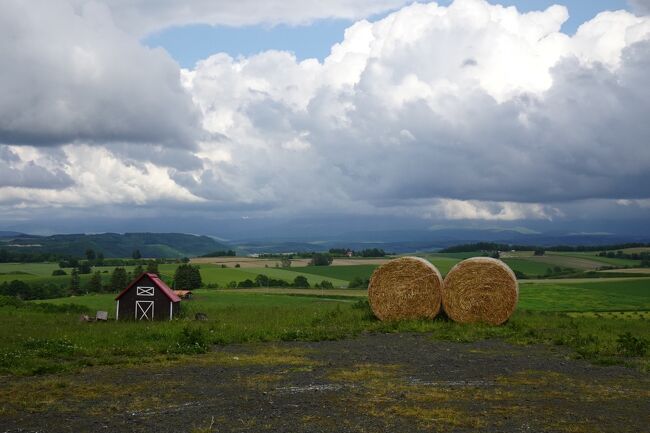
[115,272,181,302]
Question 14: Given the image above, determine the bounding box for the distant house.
[174,290,193,300]
[115,272,180,321]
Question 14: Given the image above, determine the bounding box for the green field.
[290,265,377,283]
[503,259,555,276]
[519,278,650,312]
[0,284,646,376]
[550,252,640,267]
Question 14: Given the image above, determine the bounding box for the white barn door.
[135,300,154,320]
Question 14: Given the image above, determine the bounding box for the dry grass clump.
[368,257,443,321]
[442,257,518,325]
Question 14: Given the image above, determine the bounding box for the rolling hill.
[0,232,230,258]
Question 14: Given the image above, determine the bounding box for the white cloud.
[0,0,201,147]
[184,0,650,214]
[2,0,650,225]
[431,199,562,221]
[67,0,412,36]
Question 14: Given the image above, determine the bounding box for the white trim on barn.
[169,302,173,320]
[136,300,154,320]
[116,300,119,320]
[136,286,155,296]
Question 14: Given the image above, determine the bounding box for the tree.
[110,267,129,292]
[293,275,310,288]
[79,261,92,274]
[237,279,255,288]
[69,268,81,295]
[87,271,103,293]
[146,261,159,275]
[319,280,334,289]
[310,253,333,266]
[96,252,105,266]
[85,248,96,261]
[132,249,142,259]
[281,256,292,268]
[52,269,67,276]
[348,277,369,289]
[174,264,202,290]
[133,264,144,276]
[255,274,270,287]
[534,248,545,256]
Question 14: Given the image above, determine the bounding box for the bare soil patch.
[1,333,648,433]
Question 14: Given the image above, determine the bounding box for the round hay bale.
[442,257,518,325]
[368,257,443,321]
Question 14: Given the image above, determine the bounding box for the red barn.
[115,272,181,321]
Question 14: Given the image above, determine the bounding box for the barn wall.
[117,275,178,321]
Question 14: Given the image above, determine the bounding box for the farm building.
[115,272,180,321]
[174,290,193,300]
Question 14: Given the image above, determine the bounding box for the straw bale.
[368,257,443,321]
[442,257,518,325]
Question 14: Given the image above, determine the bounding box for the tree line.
[439,242,650,254]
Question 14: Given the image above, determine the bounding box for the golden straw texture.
[368,257,443,321]
[442,257,518,325]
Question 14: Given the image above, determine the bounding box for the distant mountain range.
[2,227,649,257]
[230,227,650,254]
[0,232,229,258]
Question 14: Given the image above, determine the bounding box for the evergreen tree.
[110,267,129,292]
[87,271,103,293]
[69,268,81,295]
[146,260,159,275]
[173,264,202,290]
[132,249,142,259]
[133,264,144,276]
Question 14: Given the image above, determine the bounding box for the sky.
[1,0,650,238]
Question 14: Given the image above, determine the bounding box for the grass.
[519,278,650,312]
[0,279,645,377]
[287,265,377,283]
[503,258,556,276]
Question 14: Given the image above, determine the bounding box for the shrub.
[293,275,310,288]
[617,332,648,357]
[170,326,209,354]
[52,269,67,276]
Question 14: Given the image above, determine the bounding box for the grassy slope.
[286,265,378,282]
[550,252,640,267]
[502,259,554,276]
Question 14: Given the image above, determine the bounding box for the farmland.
[1,252,649,432]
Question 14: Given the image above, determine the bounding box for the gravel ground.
[1,333,648,433]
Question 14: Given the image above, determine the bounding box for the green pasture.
[503,259,555,276]
[550,252,640,267]
[519,278,650,312]
[1,287,647,376]
[290,265,377,283]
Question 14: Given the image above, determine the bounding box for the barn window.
[137,286,154,296]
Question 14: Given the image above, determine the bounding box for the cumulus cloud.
[0,146,73,189]
[629,0,650,15]
[2,0,650,226]
[0,0,201,147]
[184,0,650,213]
